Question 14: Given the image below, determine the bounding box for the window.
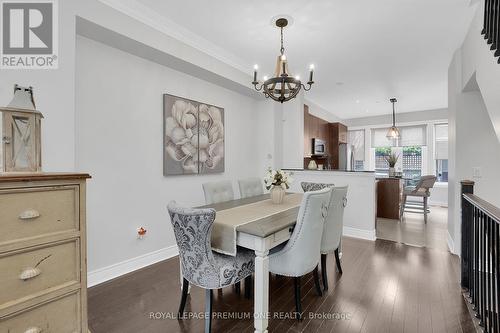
[435,124,448,182]
[371,126,427,180]
[348,129,365,171]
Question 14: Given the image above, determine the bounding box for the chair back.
[322,186,348,253]
[415,175,437,193]
[238,177,264,199]
[167,201,219,288]
[301,182,347,254]
[270,188,331,277]
[202,180,234,204]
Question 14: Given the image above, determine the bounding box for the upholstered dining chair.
[238,177,264,199]
[269,188,332,320]
[400,175,437,223]
[167,201,255,333]
[301,183,347,291]
[202,180,234,205]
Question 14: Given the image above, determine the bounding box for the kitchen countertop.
[282,168,375,174]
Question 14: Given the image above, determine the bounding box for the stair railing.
[482,0,500,63]
[461,180,500,333]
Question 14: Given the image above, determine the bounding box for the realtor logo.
[1,0,58,69]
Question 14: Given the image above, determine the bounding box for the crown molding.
[98,0,252,74]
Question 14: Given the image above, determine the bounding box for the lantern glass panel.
[11,115,33,170]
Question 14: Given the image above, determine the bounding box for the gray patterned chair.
[301,182,347,291]
[269,188,332,320]
[238,177,264,198]
[202,180,234,205]
[167,201,255,333]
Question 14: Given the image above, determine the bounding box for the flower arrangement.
[264,168,293,190]
[384,153,399,168]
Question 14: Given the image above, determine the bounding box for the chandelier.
[386,98,401,140]
[252,18,314,103]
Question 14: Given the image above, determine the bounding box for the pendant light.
[386,98,401,140]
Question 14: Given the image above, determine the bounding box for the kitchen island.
[283,169,377,241]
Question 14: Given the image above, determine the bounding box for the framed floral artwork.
[163,94,225,175]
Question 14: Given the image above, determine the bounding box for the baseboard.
[344,226,377,241]
[89,228,375,287]
[87,245,179,287]
[447,231,455,255]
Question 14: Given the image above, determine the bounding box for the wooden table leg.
[254,249,270,333]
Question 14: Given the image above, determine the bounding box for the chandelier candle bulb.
[253,65,258,83]
[309,65,314,83]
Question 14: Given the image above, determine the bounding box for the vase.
[270,186,285,204]
[389,167,396,177]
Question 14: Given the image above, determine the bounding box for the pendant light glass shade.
[386,126,401,140]
[386,98,401,140]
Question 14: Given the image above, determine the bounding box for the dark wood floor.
[88,238,476,333]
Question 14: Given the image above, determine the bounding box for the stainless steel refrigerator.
[338,143,355,171]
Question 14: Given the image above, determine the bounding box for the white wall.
[76,36,267,283]
[448,0,500,255]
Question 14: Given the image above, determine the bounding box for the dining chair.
[202,180,234,205]
[167,201,255,333]
[400,175,437,223]
[238,177,264,199]
[301,182,347,291]
[268,188,332,320]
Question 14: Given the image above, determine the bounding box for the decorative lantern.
[0,85,43,172]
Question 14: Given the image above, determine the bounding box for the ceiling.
[131,0,475,119]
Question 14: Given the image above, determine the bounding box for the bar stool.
[400,175,437,223]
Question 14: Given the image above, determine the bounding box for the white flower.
[165,101,224,172]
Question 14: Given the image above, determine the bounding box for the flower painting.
[163,94,225,175]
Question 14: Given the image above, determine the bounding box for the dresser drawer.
[0,291,81,333]
[0,239,80,308]
[0,186,79,246]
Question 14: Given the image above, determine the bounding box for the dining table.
[196,193,303,333]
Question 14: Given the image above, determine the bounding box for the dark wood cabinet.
[303,105,347,169]
[376,178,402,219]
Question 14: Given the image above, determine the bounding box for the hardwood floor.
[376,206,450,252]
[88,237,476,333]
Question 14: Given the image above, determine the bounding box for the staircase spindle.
[490,0,498,49]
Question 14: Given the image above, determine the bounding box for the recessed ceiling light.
[356,100,360,104]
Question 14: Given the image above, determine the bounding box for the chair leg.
[334,248,343,274]
[313,265,323,296]
[235,281,241,294]
[244,275,252,299]
[205,289,213,333]
[423,197,428,224]
[178,278,189,318]
[321,253,328,291]
[294,277,303,321]
[400,194,407,219]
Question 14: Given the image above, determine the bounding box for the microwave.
[312,138,326,155]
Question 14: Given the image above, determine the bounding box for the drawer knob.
[24,327,43,333]
[19,254,52,281]
[19,209,41,220]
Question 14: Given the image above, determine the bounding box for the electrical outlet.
[472,167,482,178]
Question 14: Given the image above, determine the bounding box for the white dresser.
[0,173,91,333]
